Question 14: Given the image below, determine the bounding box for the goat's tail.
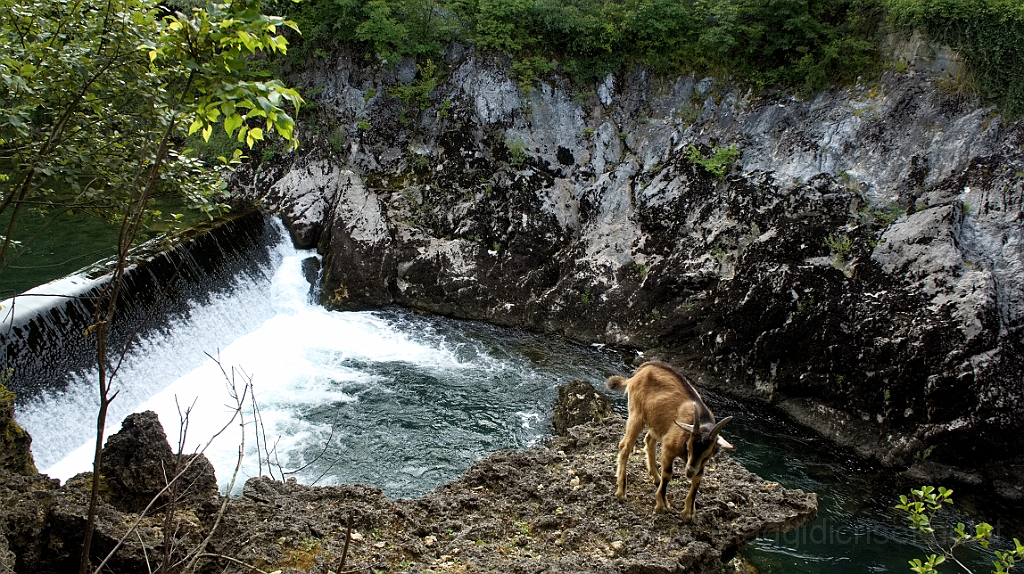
[606,374,628,392]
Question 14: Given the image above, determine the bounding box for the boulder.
[99,411,217,513]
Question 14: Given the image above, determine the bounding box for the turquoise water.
[10,219,1020,573]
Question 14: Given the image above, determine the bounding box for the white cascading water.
[16,220,622,497]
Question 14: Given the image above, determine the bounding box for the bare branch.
[189,553,273,574]
[181,356,252,573]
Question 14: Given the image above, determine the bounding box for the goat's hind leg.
[644,433,660,484]
[615,417,644,500]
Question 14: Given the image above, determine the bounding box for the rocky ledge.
[0,383,815,574]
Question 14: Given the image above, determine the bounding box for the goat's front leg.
[680,471,703,521]
[654,459,673,513]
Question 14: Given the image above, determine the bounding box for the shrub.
[685,143,741,179]
[897,486,1024,574]
[887,0,1024,116]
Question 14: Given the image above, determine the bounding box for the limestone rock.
[239,46,1024,497]
[99,411,217,513]
[204,416,816,574]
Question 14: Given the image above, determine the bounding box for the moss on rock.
[0,384,37,476]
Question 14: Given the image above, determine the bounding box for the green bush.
[887,0,1024,116]
[686,143,741,179]
[897,486,1024,574]
[282,0,1024,111]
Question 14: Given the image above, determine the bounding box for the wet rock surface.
[0,385,35,476]
[0,394,815,574]
[234,42,1024,496]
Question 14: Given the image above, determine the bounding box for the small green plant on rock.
[506,136,529,168]
[511,55,555,96]
[581,286,592,306]
[897,486,1024,574]
[328,129,346,154]
[631,262,648,280]
[389,59,438,114]
[825,234,853,257]
[685,143,740,179]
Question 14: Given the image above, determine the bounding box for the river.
[10,218,1011,573]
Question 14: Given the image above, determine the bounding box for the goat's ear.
[716,435,736,451]
[675,421,696,434]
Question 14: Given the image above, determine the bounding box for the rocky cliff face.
[234,42,1024,497]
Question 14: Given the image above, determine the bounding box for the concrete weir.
[0,209,268,403]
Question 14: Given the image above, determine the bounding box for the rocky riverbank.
[0,382,815,573]
[234,38,1024,498]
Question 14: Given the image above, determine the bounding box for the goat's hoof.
[614,491,626,500]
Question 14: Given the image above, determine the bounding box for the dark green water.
[0,202,206,297]
[717,398,1016,573]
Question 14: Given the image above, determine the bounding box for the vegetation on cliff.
[284,0,1024,114]
[888,0,1024,116]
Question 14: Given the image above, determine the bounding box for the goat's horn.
[675,420,696,434]
[710,415,733,437]
[716,435,736,451]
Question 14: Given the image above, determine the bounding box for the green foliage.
[897,486,1024,574]
[867,202,904,227]
[389,59,438,120]
[631,262,648,280]
[288,0,884,95]
[506,136,529,167]
[329,129,347,154]
[685,143,741,179]
[185,129,245,165]
[825,234,853,255]
[887,0,1024,116]
[284,0,1022,111]
[292,0,453,64]
[0,0,302,279]
[697,0,884,94]
[511,56,556,94]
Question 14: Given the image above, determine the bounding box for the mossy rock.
[552,380,612,436]
[0,384,38,475]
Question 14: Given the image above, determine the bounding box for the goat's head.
[675,403,734,479]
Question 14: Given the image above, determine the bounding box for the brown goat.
[606,361,734,519]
